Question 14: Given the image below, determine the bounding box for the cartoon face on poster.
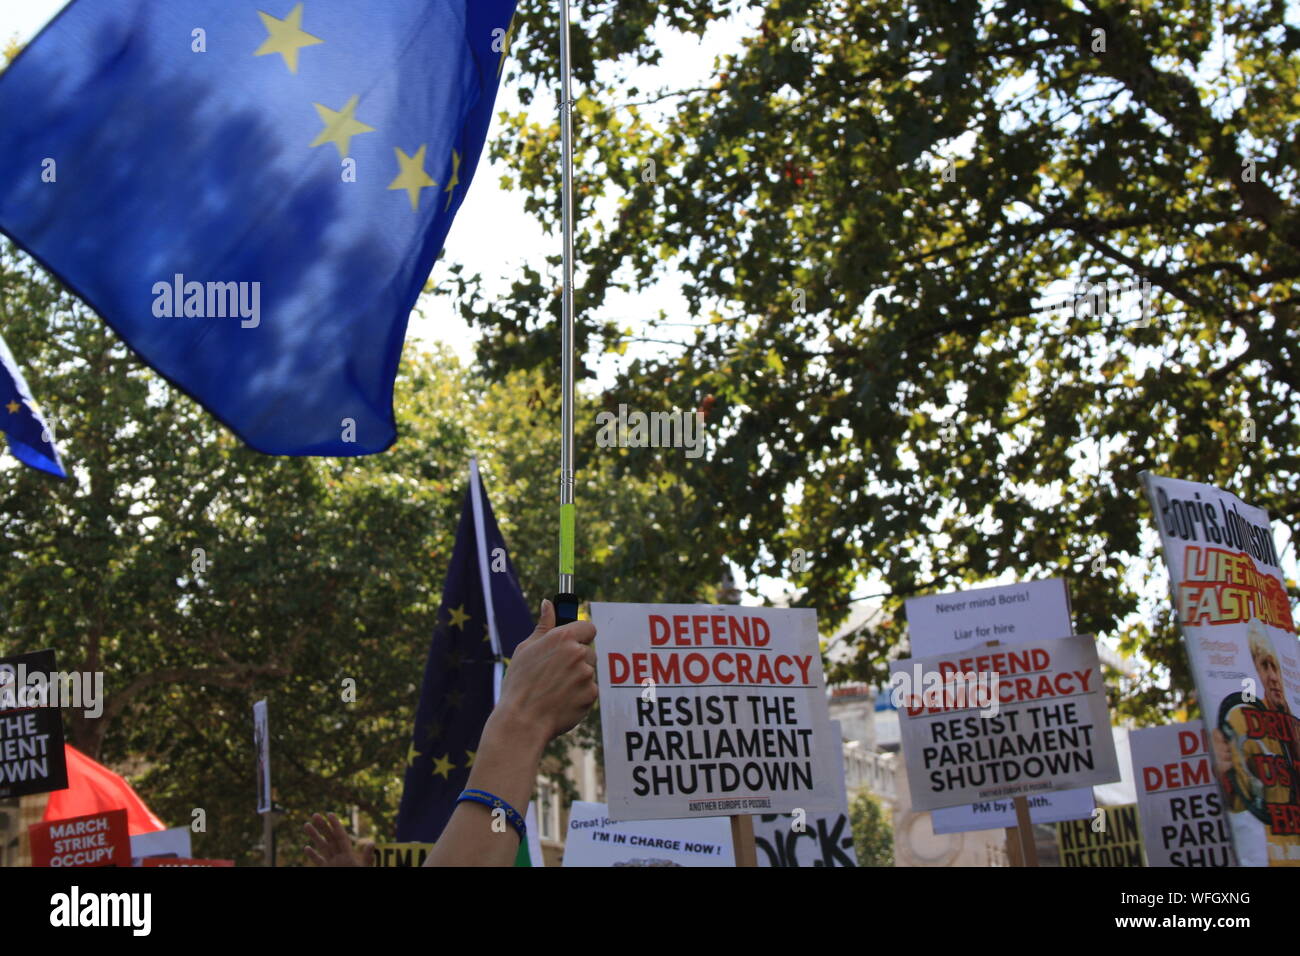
[1212,620,1299,857]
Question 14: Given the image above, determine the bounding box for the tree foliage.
[849,787,895,866]
[457,0,1300,721]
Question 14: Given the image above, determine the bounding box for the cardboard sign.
[593,603,840,820]
[253,698,270,814]
[561,801,732,867]
[0,649,69,798]
[1057,803,1144,866]
[906,581,1094,832]
[893,635,1120,811]
[142,858,234,867]
[1130,721,1237,867]
[30,809,130,867]
[1143,474,1300,867]
[906,579,1072,654]
[373,842,434,867]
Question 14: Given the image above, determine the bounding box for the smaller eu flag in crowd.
[0,332,65,478]
[396,462,532,845]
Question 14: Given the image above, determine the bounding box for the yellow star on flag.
[447,604,469,629]
[407,742,421,767]
[253,3,323,74]
[443,149,461,210]
[310,95,375,159]
[464,749,475,768]
[431,753,455,780]
[5,401,18,414]
[387,145,437,210]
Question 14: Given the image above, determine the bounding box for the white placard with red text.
[906,579,1094,832]
[1130,721,1237,867]
[593,603,840,821]
[893,635,1120,811]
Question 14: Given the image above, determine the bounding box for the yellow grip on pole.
[559,502,575,576]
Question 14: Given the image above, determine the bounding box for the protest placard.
[30,808,131,867]
[130,826,192,866]
[906,581,1094,833]
[893,635,1120,811]
[752,807,856,867]
[561,801,733,867]
[1143,473,1300,867]
[593,603,840,821]
[906,579,1072,654]
[1130,721,1236,867]
[1057,803,1144,866]
[0,648,69,798]
[753,721,858,866]
[374,842,434,867]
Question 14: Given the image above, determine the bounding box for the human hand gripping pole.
[304,600,597,867]
[421,598,597,866]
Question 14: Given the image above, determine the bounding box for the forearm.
[423,704,547,867]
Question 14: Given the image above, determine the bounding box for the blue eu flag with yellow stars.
[0,332,65,478]
[396,461,533,846]
[0,0,516,455]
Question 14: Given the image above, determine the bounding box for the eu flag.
[396,461,533,843]
[0,0,516,454]
[0,332,65,478]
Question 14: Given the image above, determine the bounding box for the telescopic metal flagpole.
[553,0,579,626]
